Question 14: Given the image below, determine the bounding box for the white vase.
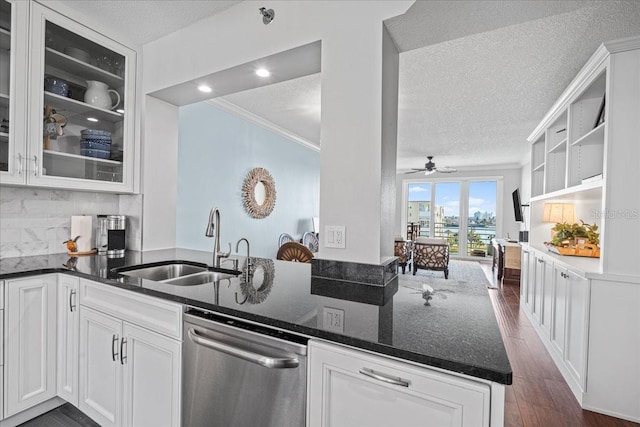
[84,80,120,110]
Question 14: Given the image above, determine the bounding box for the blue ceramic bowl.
[44,76,69,97]
[81,136,112,143]
[80,148,111,159]
[80,140,111,151]
[81,129,112,138]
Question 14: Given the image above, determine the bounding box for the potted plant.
[546,220,600,257]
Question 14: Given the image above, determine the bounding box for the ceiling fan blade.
[404,169,426,174]
[437,167,457,173]
[424,169,437,176]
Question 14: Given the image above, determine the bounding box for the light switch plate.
[323,307,345,333]
[325,225,346,248]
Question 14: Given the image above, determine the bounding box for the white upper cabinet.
[0,1,138,193]
[0,0,29,185]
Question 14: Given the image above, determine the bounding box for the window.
[403,178,500,258]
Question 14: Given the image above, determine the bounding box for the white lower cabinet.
[79,307,122,427]
[564,270,588,388]
[57,275,80,406]
[550,265,568,356]
[308,340,493,427]
[520,249,530,300]
[520,247,590,399]
[78,279,182,427]
[4,275,57,417]
[539,256,554,338]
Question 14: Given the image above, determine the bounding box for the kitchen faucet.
[205,207,230,268]
[235,238,251,282]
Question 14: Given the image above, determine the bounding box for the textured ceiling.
[55,0,640,172]
[397,0,640,172]
[221,73,322,145]
[51,0,240,46]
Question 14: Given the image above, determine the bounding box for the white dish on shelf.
[64,47,96,65]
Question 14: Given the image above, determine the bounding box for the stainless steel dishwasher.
[182,309,308,427]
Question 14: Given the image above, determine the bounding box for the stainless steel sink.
[113,261,240,286]
[163,270,238,286]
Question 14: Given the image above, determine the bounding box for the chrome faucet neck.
[205,207,229,268]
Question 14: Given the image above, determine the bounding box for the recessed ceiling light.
[256,68,270,78]
[198,84,212,93]
[116,109,125,114]
[87,117,98,122]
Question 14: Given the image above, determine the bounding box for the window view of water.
[407,180,497,256]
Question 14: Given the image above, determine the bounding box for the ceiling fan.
[405,156,457,175]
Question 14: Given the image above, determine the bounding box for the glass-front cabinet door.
[0,0,10,173]
[27,2,136,191]
[0,0,29,185]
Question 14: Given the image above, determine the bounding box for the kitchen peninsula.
[0,249,511,426]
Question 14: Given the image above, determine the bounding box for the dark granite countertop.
[0,249,512,385]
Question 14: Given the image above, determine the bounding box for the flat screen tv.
[512,188,524,222]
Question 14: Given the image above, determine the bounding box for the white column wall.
[141,96,178,250]
[142,1,412,264]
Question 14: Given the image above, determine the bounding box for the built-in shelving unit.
[526,37,640,279]
[523,37,640,425]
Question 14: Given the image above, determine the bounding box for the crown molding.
[206,98,320,152]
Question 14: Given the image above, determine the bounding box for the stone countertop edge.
[0,257,512,385]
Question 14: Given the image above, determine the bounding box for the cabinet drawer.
[308,340,491,427]
[79,279,182,340]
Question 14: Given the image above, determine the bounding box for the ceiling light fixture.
[198,84,212,93]
[87,117,98,122]
[256,68,270,77]
[258,7,275,25]
[116,109,125,114]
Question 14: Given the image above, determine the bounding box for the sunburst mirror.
[242,167,276,219]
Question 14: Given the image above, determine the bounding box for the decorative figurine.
[63,236,80,253]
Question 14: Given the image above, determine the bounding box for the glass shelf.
[45,47,123,89]
[44,91,122,123]
[44,149,122,165]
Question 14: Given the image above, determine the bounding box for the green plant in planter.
[550,220,599,246]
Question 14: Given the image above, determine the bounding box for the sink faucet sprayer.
[205,207,231,268]
[235,238,251,282]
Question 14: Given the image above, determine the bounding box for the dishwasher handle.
[188,327,300,369]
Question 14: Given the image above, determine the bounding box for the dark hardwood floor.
[480,262,639,427]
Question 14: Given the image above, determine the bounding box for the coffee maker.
[96,215,127,257]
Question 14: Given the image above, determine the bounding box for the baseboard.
[0,397,65,427]
[581,403,640,423]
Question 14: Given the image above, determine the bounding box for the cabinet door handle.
[17,153,23,175]
[32,155,38,176]
[359,367,410,387]
[120,338,127,365]
[69,289,76,312]
[112,334,119,361]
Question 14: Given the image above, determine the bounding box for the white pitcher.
[84,80,121,110]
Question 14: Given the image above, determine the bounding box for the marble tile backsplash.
[0,186,142,258]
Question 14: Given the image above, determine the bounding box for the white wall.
[395,167,524,242]
[142,1,413,264]
[175,102,319,259]
[141,96,178,250]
